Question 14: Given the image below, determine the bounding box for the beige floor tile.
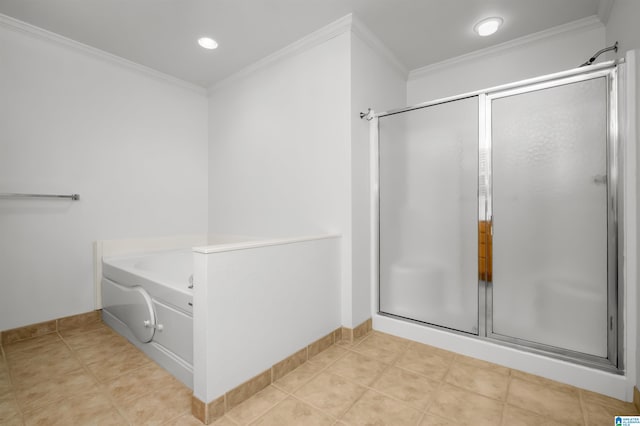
[6,338,71,363]
[168,413,238,425]
[418,413,450,425]
[215,416,240,425]
[395,344,453,381]
[250,396,334,426]
[428,383,504,426]
[86,344,151,383]
[445,361,509,401]
[371,366,440,411]
[71,335,134,365]
[226,385,288,425]
[119,379,191,425]
[507,377,582,425]
[502,405,566,426]
[454,353,510,376]
[105,362,179,404]
[308,345,348,368]
[274,360,324,393]
[0,369,12,396]
[63,327,126,352]
[580,389,639,415]
[350,332,410,364]
[0,395,22,425]
[510,370,578,393]
[294,372,366,418]
[0,413,23,426]
[2,334,61,355]
[22,388,123,426]
[4,322,629,426]
[5,339,69,365]
[325,352,388,386]
[9,346,83,387]
[58,319,107,339]
[342,389,422,426]
[583,400,637,425]
[15,367,97,412]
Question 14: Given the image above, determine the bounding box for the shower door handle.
[592,175,607,185]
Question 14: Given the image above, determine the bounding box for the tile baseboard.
[0,310,102,346]
[340,318,373,343]
[192,322,373,424]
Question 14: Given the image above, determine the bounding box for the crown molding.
[351,16,408,79]
[209,14,354,94]
[409,15,604,81]
[0,13,206,95]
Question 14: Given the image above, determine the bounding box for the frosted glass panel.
[379,97,478,334]
[491,78,608,357]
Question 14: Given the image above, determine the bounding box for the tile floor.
[0,319,638,425]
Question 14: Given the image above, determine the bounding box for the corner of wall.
[350,16,408,81]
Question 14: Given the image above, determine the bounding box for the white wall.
[349,29,406,327]
[193,236,341,402]
[207,33,350,239]
[0,23,209,331]
[407,18,605,104]
[207,17,407,329]
[605,0,640,393]
[207,30,352,333]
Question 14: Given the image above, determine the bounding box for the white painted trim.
[351,16,408,80]
[192,234,341,254]
[208,14,354,94]
[369,116,380,321]
[598,0,615,25]
[623,49,638,399]
[0,13,206,95]
[408,15,604,80]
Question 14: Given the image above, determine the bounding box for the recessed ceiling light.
[474,17,503,37]
[198,37,218,50]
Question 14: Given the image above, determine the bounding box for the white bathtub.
[97,233,342,403]
[102,248,195,388]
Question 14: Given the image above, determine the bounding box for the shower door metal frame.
[481,65,622,371]
[375,60,624,373]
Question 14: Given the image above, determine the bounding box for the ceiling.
[0,0,607,88]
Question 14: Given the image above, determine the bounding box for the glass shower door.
[489,77,610,357]
[378,97,478,334]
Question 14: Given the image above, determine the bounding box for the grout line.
[160,408,192,425]
[499,372,514,425]
[222,414,240,425]
[58,330,135,426]
[226,388,288,425]
[2,344,26,422]
[240,341,345,424]
[577,389,589,426]
[273,360,329,395]
[0,354,25,426]
[288,393,340,422]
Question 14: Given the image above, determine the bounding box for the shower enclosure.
[377,61,622,370]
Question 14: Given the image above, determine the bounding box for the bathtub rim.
[192,233,341,254]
